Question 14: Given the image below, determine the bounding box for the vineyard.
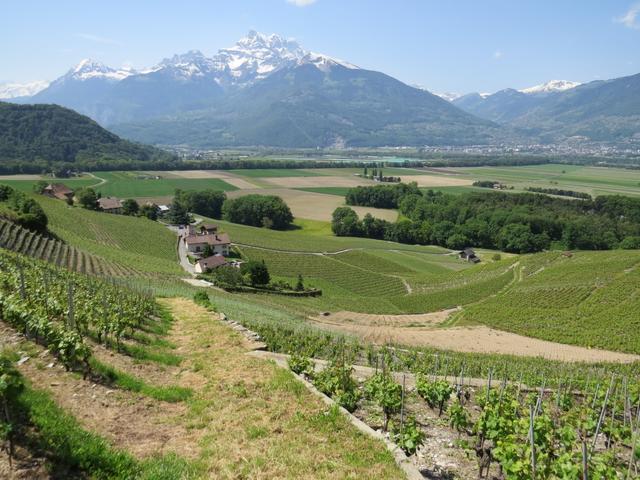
[216,218,448,253]
[238,245,515,314]
[0,218,141,277]
[461,250,640,354]
[285,347,640,479]
[0,249,190,402]
[38,196,182,276]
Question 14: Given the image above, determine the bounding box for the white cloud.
[615,3,640,29]
[75,33,122,46]
[286,0,317,6]
[493,50,504,60]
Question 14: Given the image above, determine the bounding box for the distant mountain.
[8,31,501,148]
[17,32,640,147]
[17,31,323,126]
[453,75,640,142]
[0,102,174,165]
[114,60,502,148]
[0,80,49,100]
[518,80,581,94]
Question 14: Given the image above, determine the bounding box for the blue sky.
[2,0,640,93]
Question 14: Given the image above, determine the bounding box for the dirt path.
[308,317,640,364]
[158,298,405,479]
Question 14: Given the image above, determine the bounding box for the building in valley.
[184,232,231,257]
[194,255,228,273]
[98,197,123,214]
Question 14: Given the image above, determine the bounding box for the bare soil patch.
[403,175,473,187]
[261,175,376,188]
[312,308,460,327]
[0,174,44,180]
[308,318,640,363]
[226,188,398,222]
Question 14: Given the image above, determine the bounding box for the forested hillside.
[0,102,175,173]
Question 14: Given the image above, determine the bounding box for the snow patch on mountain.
[519,80,580,94]
[0,80,50,99]
[67,59,134,81]
[433,91,463,102]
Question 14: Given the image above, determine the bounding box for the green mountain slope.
[0,102,175,166]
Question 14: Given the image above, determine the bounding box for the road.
[168,224,196,276]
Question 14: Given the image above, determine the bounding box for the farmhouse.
[184,232,231,257]
[98,197,123,214]
[459,248,481,263]
[43,183,74,201]
[194,255,228,273]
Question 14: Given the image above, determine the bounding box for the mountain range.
[4,31,640,148]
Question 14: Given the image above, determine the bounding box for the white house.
[184,232,231,257]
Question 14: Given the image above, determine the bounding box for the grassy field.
[453,164,640,197]
[296,187,352,196]
[229,168,329,177]
[93,171,238,198]
[0,172,238,200]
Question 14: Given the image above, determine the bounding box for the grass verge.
[89,358,192,403]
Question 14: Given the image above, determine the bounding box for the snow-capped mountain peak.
[212,31,307,83]
[155,50,216,79]
[67,58,134,81]
[301,52,359,71]
[0,80,50,99]
[519,79,581,94]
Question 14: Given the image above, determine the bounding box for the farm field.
[225,187,399,222]
[92,171,239,198]
[449,163,640,197]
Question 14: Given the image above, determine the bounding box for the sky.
[2,0,640,93]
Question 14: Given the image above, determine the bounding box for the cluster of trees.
[332,190,640,253]
[222,195,293,230]
[525,187,592,200]
[0,185,48,232]
[346,183,421,209]
[71,187,157,220]
[361,165,401,183]
[167,188,227,225]
[471,180,511,190]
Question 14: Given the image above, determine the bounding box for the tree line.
[525,187,592,200]
[332,188,640,253]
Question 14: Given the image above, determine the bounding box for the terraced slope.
[460,250,640,354]
[38,197,181,276]
[0,218,140,276]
